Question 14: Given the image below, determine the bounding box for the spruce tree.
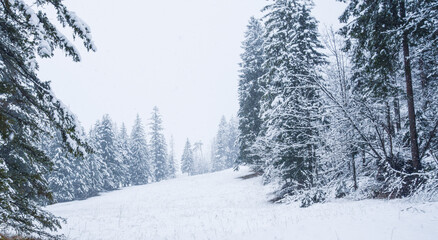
[118,123,132,186]
[237,17,265,167]
[255,0,325,194]
[181,139,195,176]
[130,114,151,185]
[0,0,95,237]
[167,135,177,178]
[87,122,111,193]
[95,115,123,190]
[42,130,92,203]
[149,107,168,182]
[212,116,229,171]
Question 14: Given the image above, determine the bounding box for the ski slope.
[47,167,438,240]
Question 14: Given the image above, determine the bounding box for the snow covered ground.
[47,167,438,240]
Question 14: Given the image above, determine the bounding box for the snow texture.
[46,167,438,240]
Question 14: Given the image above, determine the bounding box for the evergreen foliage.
[235,0,438,204]
[212,116,239,172]
[255,0,325,194]
[94,115,123,190]
[149,107,168,181]
[0,0,95,237]
[129,114,152,185]
[118,123,132,186]
[181,139,195,176]
[212,116,229,171]
[167,136,177,178]
[237,17,265,167]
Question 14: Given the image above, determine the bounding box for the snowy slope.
[47,167,438,240]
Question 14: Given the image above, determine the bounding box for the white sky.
[38,0,346,159]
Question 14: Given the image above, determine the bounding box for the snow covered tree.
[181,139,195,176]
[237,17,265,167]
[118,123,132,186]
[149,107,168,182]
[41,130,93,203]
[212,116,229,171]
[212,116,239,171]
[318,27,362,194]
[193,141,210,174]
[41,133,76,202]
[87,122,111,193]
[338,0,438,196]
[167,135,177,178]
[94,115,124,190]
[0,0,95,237]
[254,0,325,196]
[130,114,152,185]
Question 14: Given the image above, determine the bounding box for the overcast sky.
[38,0,346,158]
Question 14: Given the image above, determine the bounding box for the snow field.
[47,167,438,240]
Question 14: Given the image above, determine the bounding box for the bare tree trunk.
[400,0,421,171]
[362,149,366,167]
[394,98,401,132]
[352,155,358,190]
[386,102,394,162]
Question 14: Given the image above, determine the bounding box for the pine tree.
[41,133,75,203]
[42,131,92,203]
[212,116,229,171]
[237,17,265,167]
[130,114,151,185]
[95,115,123,190]
[0,0,95,237]
[118,123,132,186]
[255,0,325,195]
[149,107,168,182]
[167,135,177,178]
[87,122,111,193]
[181,139,195,176]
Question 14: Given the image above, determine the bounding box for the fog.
[38,0,346,158]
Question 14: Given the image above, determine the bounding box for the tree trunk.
[352,155,358,190]
[400,0,421,171]
[386,102,394,162]
[394,98,401,132]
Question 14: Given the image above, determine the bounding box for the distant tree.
[181,139,195,176]
[42,130,92,203]
[130,115,152,185]
[41,133,75,203]
[87,122,111,192]
[95,115,124,189]
[212,116,229,171]
[149,107,168,181]
[118,123,132,186]
[167,135,177,178]
[193,141,210,174]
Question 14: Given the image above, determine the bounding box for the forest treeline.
[236,0,438,206]
[42,110,239,204]
[41,107,176,203]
